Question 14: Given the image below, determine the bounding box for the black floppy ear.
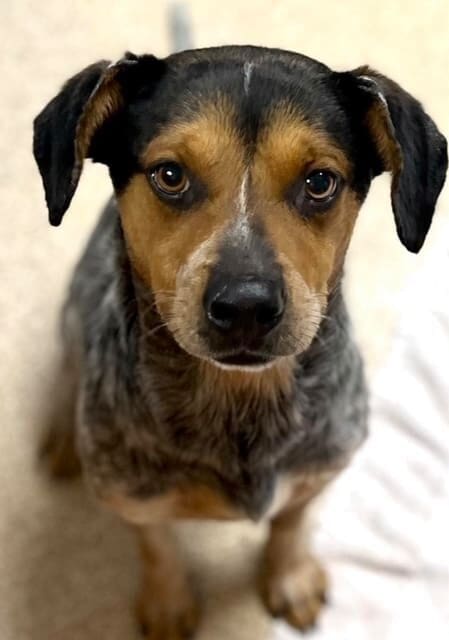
[33,53,165,226]
[338,67,447,253]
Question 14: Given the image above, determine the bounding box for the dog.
[33,46,447,638]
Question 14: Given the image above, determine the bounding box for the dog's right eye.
[150,162,190,198]
[304,170,339,202]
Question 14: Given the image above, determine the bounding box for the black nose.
[205,277,285,339]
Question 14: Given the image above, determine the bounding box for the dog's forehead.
[129,48,352,160]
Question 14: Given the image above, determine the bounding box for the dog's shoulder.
[63,197,139,405]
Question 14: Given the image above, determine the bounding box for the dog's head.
[34,47,447,370]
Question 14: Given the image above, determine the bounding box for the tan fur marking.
[102,467,334,526]
[253,108,360,295]
[137,525,200,638]
[255,106,350,196]
[198,355,295,397]
[141,98,244,184]
[76,65,124,162]
[102,483,243,524]
[366,100,403,197]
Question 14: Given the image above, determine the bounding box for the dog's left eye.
[150,162,190,197]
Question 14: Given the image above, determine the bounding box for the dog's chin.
[208,351,278,372]
[170,324,312,372]
[169,325,280,371]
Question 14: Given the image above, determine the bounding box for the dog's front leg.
[261,499,328,632]
[136,524,200,640]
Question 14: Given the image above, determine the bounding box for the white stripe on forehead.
[234,170,251,240]
[237,169,249,226]
[238,170,249,215]
[236,64,254,240]
[243,62,254,95]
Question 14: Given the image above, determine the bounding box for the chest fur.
[100,468,336,525]
[82,349,365,521]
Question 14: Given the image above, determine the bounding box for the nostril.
[256,302,284,327]
[208,299,238,330]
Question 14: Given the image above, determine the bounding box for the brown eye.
[150,162,190,196]
[304,170,338,201]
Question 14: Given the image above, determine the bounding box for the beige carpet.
[1,1,448,638]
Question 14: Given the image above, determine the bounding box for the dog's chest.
[101,467,335,525]
[143,387,310,516]
[82,304,368,522]
[88,382,313,521]
[85,358,361,523]
[116,380,347,522]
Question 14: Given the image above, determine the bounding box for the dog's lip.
[214,351,273,367]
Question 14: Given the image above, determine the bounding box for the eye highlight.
[150,162,190,197]
[304,170,338,201]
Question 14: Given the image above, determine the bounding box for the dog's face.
[34,47,447,369]
[119,75,358,367]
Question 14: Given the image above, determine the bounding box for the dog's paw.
[261,554,328,632]
[136,581,200,640]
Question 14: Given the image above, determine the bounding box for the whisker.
[142,321,170,339]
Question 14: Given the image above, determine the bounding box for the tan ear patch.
[365,98,403,182]
[75,63,124,162]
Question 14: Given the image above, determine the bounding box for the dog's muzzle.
[203,274,285,366]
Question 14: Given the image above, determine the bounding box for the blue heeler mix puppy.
[34,45,447,638]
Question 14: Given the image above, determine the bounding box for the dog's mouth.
[213,351,274,369]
